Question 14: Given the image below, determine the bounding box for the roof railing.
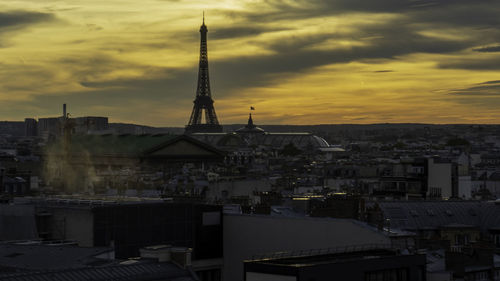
[249,243,393,261]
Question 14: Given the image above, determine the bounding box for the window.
[495,234,500,248]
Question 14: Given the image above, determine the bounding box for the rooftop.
[0,242,113,271]
[0,262,196,281]
[248,247,399,267]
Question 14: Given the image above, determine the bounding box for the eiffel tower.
[185,15,223,134]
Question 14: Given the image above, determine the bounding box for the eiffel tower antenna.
[185,15,223,134]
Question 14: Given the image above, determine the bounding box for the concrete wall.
[47,207,94,247]
[458,176,472,199]
[428,159,452,199]
[0,205,38,240]
[223,214,390,281]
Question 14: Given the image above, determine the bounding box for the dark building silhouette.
[24,118,38,137]
[185,16,223,134]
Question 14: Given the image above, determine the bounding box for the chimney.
[170,247,193,268]
[139,245,172,262]
[63,104,67,118]
[139,245,193,268]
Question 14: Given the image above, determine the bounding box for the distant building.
[28,104,109,138]
[42,134,225,193]
[191,114,330,153]
[37,117,60,138]
[367,201,500,252]
[373,157,458,200]
[24,118,37,137]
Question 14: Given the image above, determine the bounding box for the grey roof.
[190,131,330,149]
[0,262,195,281]
[374,201,500,233]
[0,243,113,270]
[426,250,446,273]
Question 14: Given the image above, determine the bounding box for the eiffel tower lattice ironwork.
[185,15,223,134]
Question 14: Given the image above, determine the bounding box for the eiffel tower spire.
[185,15,223,134]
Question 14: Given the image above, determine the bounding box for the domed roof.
[235,114,265,133]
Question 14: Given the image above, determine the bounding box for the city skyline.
[0,0,500,126]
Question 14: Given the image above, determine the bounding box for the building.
[24,118,37,137]
[372,157,459,200]
[42,134,225,193]
[426,243,500,281]
[224,214,391,281]
[28,104,109,139]
[191,114,330,153]
[0,198,223,280]
[367,201,500,252]
[244,247,426,281]
[0,241,198,281]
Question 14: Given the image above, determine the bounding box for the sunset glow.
[1,0,499,126]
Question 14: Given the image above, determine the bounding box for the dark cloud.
[222,0,498,26]
[0,10,55,30]
[209,0,500,75]
[439,57,500,70]
[0,10,56,47]
[447,80,500,110]
[4,1,500,124]
[449,80,500,96]
[479,80,500,85]
[211,26,288,40]
[206,17,471,92]
[38,13,476,110]
[474,45,500,52]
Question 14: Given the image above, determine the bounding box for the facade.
[373,157,459,200]
[427,158,457,199]
[42,134,225,193]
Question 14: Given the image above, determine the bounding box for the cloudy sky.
[0,0,499,126]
